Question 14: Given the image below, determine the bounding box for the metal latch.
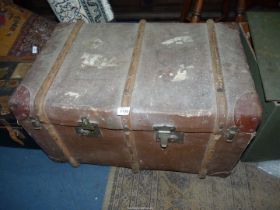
[224,127,239,142]
[154,126,184,149]
[29,117,42,129]
[75,117,101,137]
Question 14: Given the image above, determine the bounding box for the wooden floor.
[103,162,280,210]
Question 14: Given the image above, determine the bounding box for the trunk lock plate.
[75,117,101,137]
[154,126,184,149]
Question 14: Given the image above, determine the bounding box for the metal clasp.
[224,127,239,142]
[75,117,101,137]
[29,117,42,130]
[154,126,184,149]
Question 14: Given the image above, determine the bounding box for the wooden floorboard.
[103,162,280,210]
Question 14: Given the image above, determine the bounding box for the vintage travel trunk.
[9,20,262,177]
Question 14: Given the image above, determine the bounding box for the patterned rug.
[103,162,280,210]
[47,0,114,23]
[0,61,31,118]
[0,1,55,147]
[0,1,56,61]
[0,61,39,148]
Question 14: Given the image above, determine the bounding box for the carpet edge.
[102,166,117,210]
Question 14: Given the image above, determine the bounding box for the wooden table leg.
[236,0,246,22]
[180,0,192,22]
[215,0,230,22]
[191,0,204,23]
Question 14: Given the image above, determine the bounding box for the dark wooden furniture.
[181,0,280,23]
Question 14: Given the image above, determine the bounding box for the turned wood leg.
[236,0,246,22]
[180,0,192,22]
[191,0,204,23]
[216,0,230,21]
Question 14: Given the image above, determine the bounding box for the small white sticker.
[32,46,38,54]
[117,107,130,116]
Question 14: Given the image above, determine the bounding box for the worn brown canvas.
[10,20,262,177]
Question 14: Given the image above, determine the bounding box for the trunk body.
[10,21,261,177]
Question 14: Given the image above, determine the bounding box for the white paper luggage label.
[32,46,38,54]
[117,107,130,116]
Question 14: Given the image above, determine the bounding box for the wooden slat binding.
[199,20,228,178]
[120,20,146,172]
[34,21,84,167]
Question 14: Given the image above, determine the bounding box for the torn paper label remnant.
[81,53,117,69]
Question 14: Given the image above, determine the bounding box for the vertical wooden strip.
[121,20,146,172]
[199,134,221,178]
[34,21,84,167]
[121,20,146,118]
[199,20,228,178]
